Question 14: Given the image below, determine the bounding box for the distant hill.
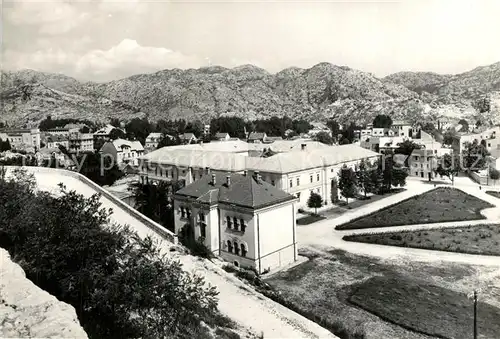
[2,61,500,128]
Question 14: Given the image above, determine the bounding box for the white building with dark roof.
[174,171,297,272]
[100,139,144,166]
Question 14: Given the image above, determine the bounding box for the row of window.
[226,240,247,257]
[289,172,321,188]
[226,216,246,232]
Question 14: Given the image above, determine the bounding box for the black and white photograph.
[1,1,500,338]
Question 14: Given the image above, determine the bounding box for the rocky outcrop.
[0,248,88,338]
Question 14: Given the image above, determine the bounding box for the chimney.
[254,171,261,182]
[301,143,306,151]
[211,173,216,185]
[226,175,231,186]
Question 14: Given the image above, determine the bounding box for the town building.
[99,139,145,167]
[45,127,78,137]
[409,149,438,180]
[145,132,173,151]
[140,140,379,209]
[35,147,75,168]
[0,128,41,152]
[93,124,125,150]
[174,171,297,273]
[68,132,94,153]
[179,133,198,144]
[46,135,69,149]
[248,132,267,143]
[215,132,231,141]
[453,126,500,154]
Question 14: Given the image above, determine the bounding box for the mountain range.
[2,61,500,128]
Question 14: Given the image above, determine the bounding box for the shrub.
[222,264,239,273]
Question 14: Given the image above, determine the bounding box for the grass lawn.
[343,224,500,256]
[486,190,500,199]
[263,249,497,339]
[322,188,406,219]
[349,275,500,339]
[336,187,494,230]
[296,214,326,225]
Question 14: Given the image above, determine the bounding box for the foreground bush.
[0,169,222,338]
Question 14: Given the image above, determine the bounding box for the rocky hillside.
[2,61,500,127]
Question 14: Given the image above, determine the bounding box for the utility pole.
[474,290,478,339]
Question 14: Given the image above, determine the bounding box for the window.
[296,177,300,186]
[271,180,275,186]
[316,188,320,193]
[331,169,334,173]
[233,217,239,231]
[317,173,320,181]
[310,174,313,183]
[240,219,246,232]
[181,207,186,219]
[414,156,419,161]
[241,244,247,257]
[186,209,191,219]
[227,240,233,253]
[200,224,206,238]
[289,179,293,188]
[234,242,240,255]
[226,216,232,228]
[296,192,301,199]
[199,212,205,222]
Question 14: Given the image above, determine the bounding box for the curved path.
[298,177,500,267]
[7,167,337,339]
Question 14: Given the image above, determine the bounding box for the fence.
[3,166,178,244]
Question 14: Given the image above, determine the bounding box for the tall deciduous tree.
[326,119,340,141]
[435,153,461,184]
[355,159,376,198]
[373,115,393,128]
[463,140,489,171]
[307,192,323,214]
[314,131,334,145]
[338,165,357,204]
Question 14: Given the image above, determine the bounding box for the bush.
[222,264,239,273]
[0,170,221,339]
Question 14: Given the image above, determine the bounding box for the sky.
[2,0,500,82]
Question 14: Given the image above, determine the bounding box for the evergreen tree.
[338,165,357,204]
[355,159,375,198]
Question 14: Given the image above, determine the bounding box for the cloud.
[4,39,206,81]
[7,1,90,35]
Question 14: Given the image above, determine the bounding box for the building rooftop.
[112,139,144,152]
[47,135,68,143]
[176,172,296,209]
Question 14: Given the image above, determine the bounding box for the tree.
[130,180,183,232]
[125,118,153,144]
[76,152,124,186]
[341,122,356,143]
[435,153,461,184]
[0,173,222,339]
[109,118,121,127]
[395,140,421,166]
[443,129,457,146]
[355,159,376,198]
[458,119,470,132]
[109,128,126,140]
[339,138,350,145]
[373,114,393,128]
[157,134,182,149]
[79,125,90,133]
[314,131,333,145]
[338,165,357,204]
[0,138,11,152]
[490,168,500,182]
[422,122,436,133]
[307,192,323,215]
[463,140,489,171]
[291,119,313,135]
[330,178,339,204]
[209,117,247,139]
[326,119,340,141]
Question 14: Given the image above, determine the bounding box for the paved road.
[298,178,500,267]
[20,168,338,339]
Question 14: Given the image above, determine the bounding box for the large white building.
[139,139,380,209]
[0,128,41,152]
[68,132,94,153]
[174,172,298,273]
[100,139,145,167]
